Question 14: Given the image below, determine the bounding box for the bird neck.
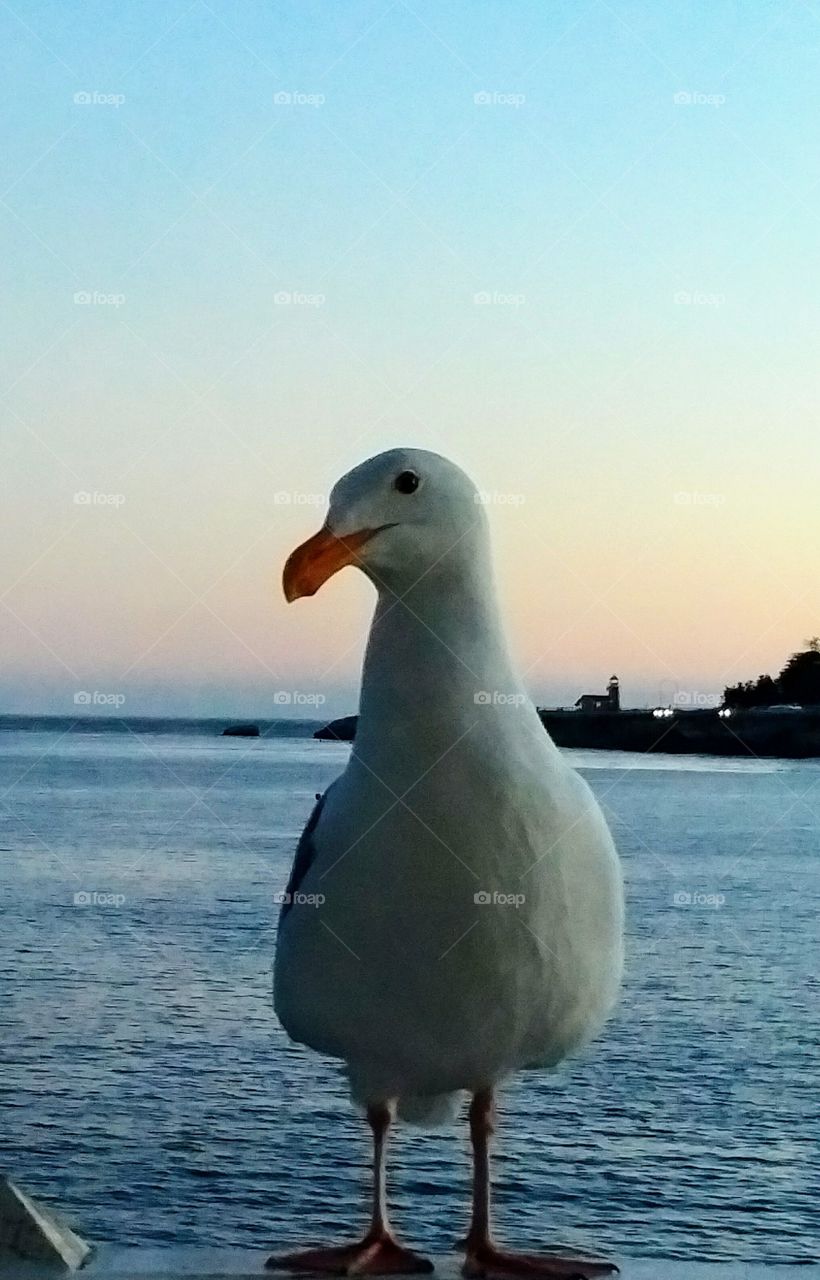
[354,562,525,766]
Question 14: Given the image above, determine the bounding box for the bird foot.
[462,1240,617,1280]
[267,1230,434,1275]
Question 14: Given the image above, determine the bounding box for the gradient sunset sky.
[2,0,819,717]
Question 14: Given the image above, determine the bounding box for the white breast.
[275,705,623,1103]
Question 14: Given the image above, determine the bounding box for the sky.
[2,0,820,719]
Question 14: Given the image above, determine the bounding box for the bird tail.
[396,1092,460,1128]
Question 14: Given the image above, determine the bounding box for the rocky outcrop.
[221,724,261,737]
[314,715,358,741]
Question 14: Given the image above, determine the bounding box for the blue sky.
[3,0,820,717]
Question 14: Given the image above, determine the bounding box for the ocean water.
[0,718,817,1263]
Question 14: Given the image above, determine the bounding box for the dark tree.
[722,640,820,708]
[778,648,820,705]
[753,674,779,705]
[723,675,778,709]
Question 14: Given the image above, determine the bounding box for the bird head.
[282,448,487,601]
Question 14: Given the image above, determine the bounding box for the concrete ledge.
[1,1250,817,1280]
[0,1179,91,1272]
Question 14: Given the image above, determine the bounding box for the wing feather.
[280,789,328,920]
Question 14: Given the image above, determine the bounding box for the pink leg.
[461,1088,617,1280]
[266,1100,433,1275]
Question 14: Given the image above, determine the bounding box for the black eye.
[394,470,419,494]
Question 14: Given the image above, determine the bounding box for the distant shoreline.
[315,708,820,759]
[0,714,327,736]
[6,709,820,760]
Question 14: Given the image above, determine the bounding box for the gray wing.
[280,788,329,921]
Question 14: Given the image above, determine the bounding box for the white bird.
[269,449,624,1279]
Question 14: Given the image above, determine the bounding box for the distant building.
[575,675,620,713]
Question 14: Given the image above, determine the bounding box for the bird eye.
[394,470,419,494]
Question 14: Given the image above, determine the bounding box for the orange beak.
[282,526,381,602]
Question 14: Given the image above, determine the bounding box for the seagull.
[269,449,624,1279]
